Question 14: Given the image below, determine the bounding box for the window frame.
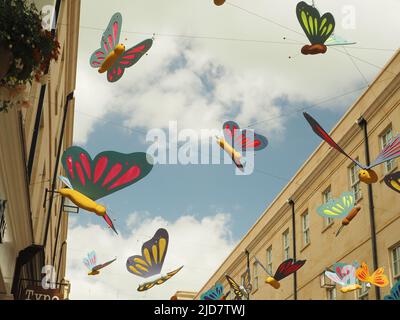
[301,211,310,247]
[380,127,396,173]
[322,187,334,227]
[282,229,290,260]
[392,244,400,281]
[266,246,273,275]
[349,161,362,202]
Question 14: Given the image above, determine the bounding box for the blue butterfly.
[200,283,226,300]
[384,280,400,300]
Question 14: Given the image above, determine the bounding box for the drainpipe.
[52,197,65,266]
[56,241,67,283]
[357,116,380,300]
[27,0,62,181]
[43,92,74,247]
[287,198,298,300]
[245,249,250,300]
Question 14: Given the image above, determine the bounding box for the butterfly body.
[216,137,243,168]
[265,276,280,289]
[58,188,106,217]
[340,283,362,293]
[98,43,125,73]
[359,169,378,184]
[88,270,100,276]
[83,251,116,276]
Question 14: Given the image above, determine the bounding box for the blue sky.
[64,0,399,299]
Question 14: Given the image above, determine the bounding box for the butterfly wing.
[61,146,153,201]
[93,257,117,271]
[243,268,253,295]
[201,283,225,300]
[296,1,335,45]
[384,171,400,194]
[273,259,306,281]
[368,134,400,169]
[355,262,370,284]
[326,35,356,47]
[303,112,364,169]
[106,38,153,83]
[137,266,183,292]
[222,121,268,152]
[89,12,122,68]
[126,228,169,279]
[369,267,389,287]
[325,271,346,286]
[384,280,400,300]
[225,275,243,299]
[338,264,358,286]
[317,191,355,219]
[83,251,97,271]
[58,175,74,189]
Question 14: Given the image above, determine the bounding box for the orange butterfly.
[355,262,389,288]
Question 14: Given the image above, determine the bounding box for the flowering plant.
[0,0,60,112]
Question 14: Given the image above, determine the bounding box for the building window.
[326,287,337,300]
[0,199,7,243]
[282,229,290,260]
[322,187,333,227]
[381,128,396,173]
[266,246,273,275]
[253,262,259,291]
[392,245,400,281]
[349,162,362,202]
[302,211,310,246]
[358,281,369,300]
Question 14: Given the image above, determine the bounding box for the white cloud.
[65,212,235,300]
[73,0,400,145]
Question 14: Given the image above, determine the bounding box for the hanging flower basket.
[0,43,13,80]
[0,0,60,112]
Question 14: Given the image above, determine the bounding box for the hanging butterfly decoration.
[216,121,268,170]
[225,268,252,300]
[316,191,361,237]
[214,0,226,6]
[304,112,400,184]
[89,12,153,82]
[83,251,116,276]
[296,1,335,55]
[384,171,400,194]
[384,280,400,300]
[126,228,183,292]
[254,256,306,289]
[200,283,228,300]
[325,262,362,293]
[58,146,153,234]
[356,262,389,288]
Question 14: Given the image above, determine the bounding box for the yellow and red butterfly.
[126,228,183,292]
[304,112,400,184]
[225,268,252,300]
[216,121,268,170]
[255,256,306,289]
[89,12,153,82]
[356,262,389,288]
